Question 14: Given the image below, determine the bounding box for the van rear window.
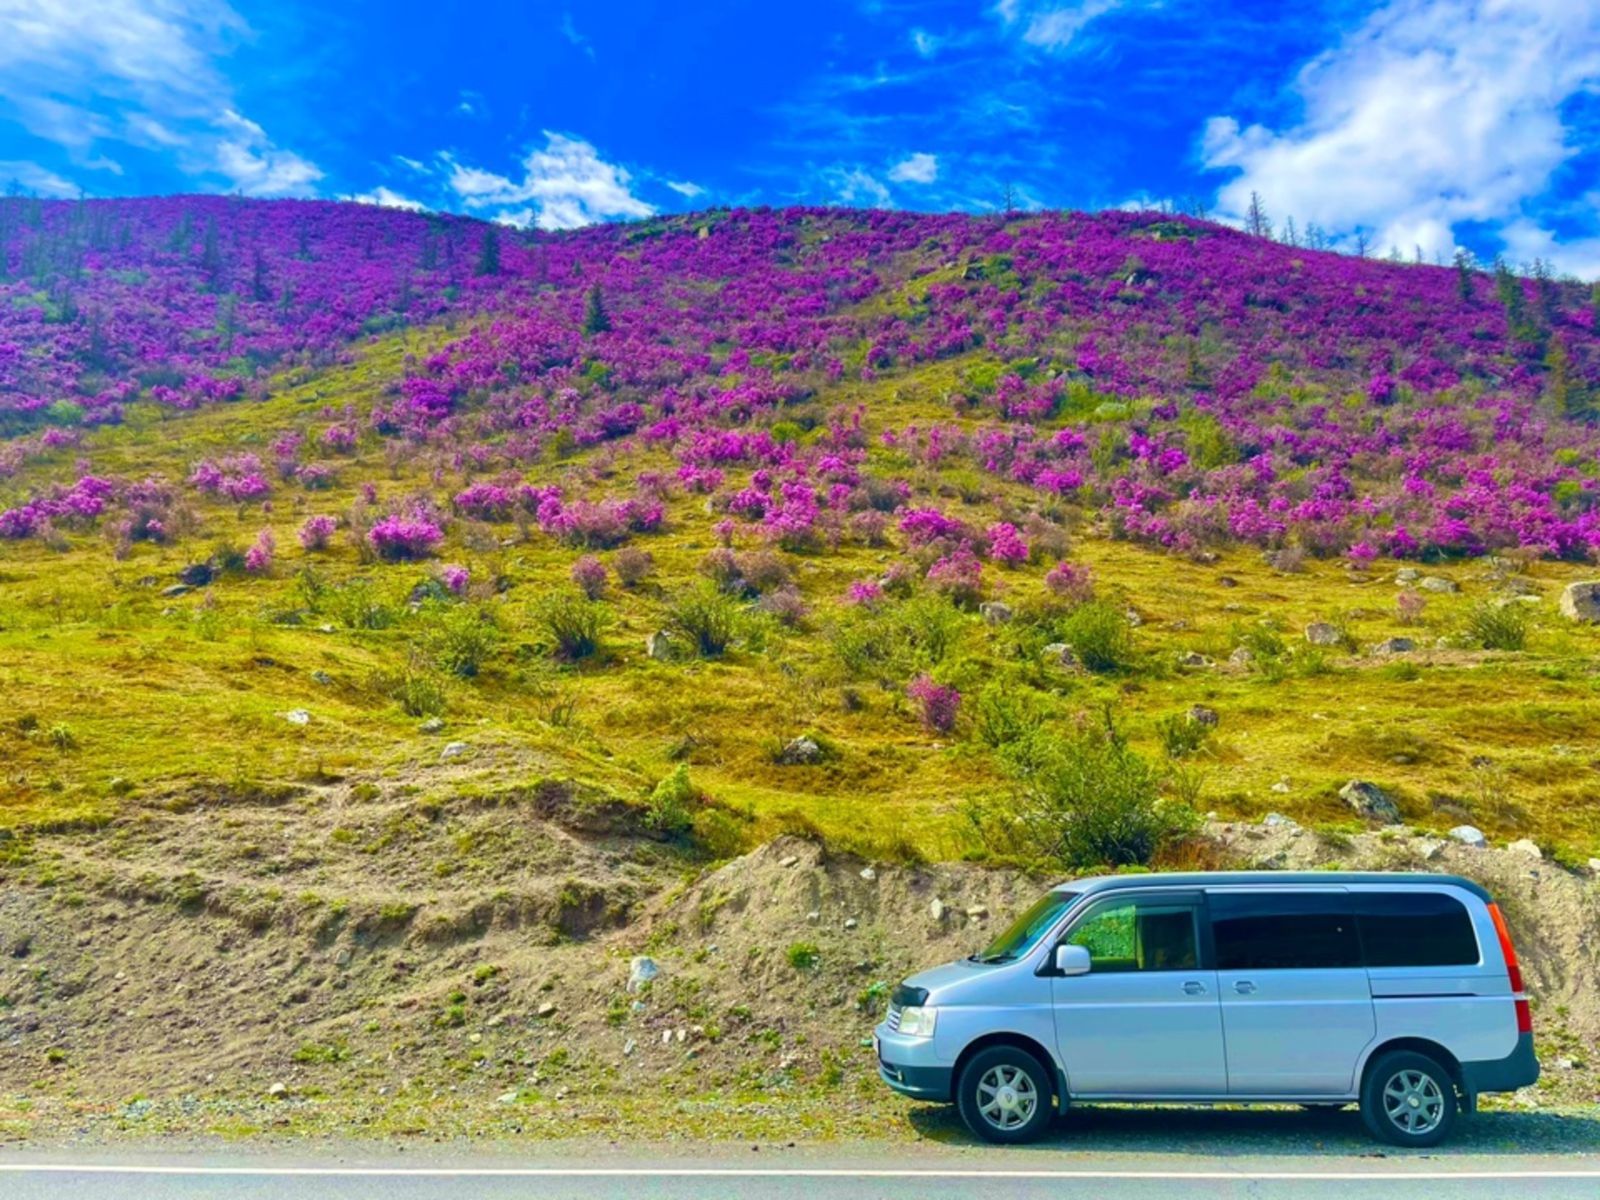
[1352,891,1479,967]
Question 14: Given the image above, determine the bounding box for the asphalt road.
[5,1108,1598,1200]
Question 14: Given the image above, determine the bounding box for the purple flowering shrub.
[244,528,276,574]
[1045,560,1096,604]
[368,512,444,561]
[299,515,338,551]
[571,554,608,600]
[926,545,984,607]
[907,674,961,734]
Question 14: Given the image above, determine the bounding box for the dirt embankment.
[0,787,1596,1141]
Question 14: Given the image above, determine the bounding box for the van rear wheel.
[955,1046,1053,1145]
[1361,1050,1457,1148]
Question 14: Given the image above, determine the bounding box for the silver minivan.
[875,871,1538,1146]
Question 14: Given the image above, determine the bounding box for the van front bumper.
[1461,1032,1540,1096]
[874,1023,954,1102]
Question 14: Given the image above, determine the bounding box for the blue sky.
[1,0,1598,274]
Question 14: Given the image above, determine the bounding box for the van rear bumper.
[1460,1032,1539,1095]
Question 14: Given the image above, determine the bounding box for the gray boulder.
[646,631,676,660]
[628,956,660,992]
[1187,705,1219,727]
[1304,622,1341,646]
[1448,825,1487,849]
[1420,576,1459,594]
[1557,581,1600,623]
[1369,637,1416,655]
[777,736,823,766]
[979,601,1013,625]
[1340,779,1401,823]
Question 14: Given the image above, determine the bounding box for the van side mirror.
[1055,944,1091,976]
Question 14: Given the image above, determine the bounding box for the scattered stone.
[1176,651,1214,668]
[536,1001,557,1018]
[978,601,1013,624]
[1508,838,1543,859]
[1124,608,1144,627]
[160,584,191,598]
[1228,646,1255,667]
[1270,779,1291,794]
[1449,825,1487,849]
[284,709,310,727]
[777,736,824,766]
[844,918,859,931]
[1420,576,1459,594]
[418,717,444,734]
[440,741,471,761]
[1369,637,1415,655]
[310,670,334,685]
[1557,581,1600,623]
[1218,576,1238,589]
[267,1082,289,1100]
[661,1031,673,1046]
[1415,838,1445,861]
[1394,567,1420,584]
[1262,812,1297,828]
[1588,858,1600,874]
[966,905,988,920]
[805,911,820,923]
[623,1039,637,1057]
[1186,705,1219,727]
[497,1090,519,1105]
[778,855,800,868]
[1304,622,1341,646]
[859,867,876,881]
[1042,643,1080,670]
[628,956,660,993]
[1340,779,1401,823]
[929,899,946,920]
[646,630,676,660]
[178,563,215,587]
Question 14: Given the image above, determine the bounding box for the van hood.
[901,957,1008,1002]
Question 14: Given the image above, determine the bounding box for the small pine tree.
[1245,192,1271,239]
[1282,216,1298,247]
[251,246,270,302]
[1453,248,1475,303]
[1545,338,1585,419]
[199,217,223,288]
[1353,229,1370,258]
[475,225,500,276]
[582,284,611,335]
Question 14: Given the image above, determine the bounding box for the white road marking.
[1,1165,1598,1180]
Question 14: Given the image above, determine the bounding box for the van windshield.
[971,891,1078,963]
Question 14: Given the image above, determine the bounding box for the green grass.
[3,335,1600,862]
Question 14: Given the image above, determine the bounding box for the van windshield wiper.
[968,951,1017,964]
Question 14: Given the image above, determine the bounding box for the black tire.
[955,1046,1054,1145]
[1360,1050,1458,1148]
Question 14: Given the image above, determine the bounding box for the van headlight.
[897,1006,938,1038]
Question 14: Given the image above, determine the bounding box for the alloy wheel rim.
[976,1064,1038,1130]
[1382,1069,1445,1135]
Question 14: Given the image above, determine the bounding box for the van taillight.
[1487,902,1533,1035]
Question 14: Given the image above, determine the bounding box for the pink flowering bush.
[926,545,984,607]
[190,454,270,503]
[907,674,960,733]
[441,564,471,596]
[847,579,884,607]
[571,554,608,599]
[368,513,444,561]
[244,528,275,574]
[986,521,1030,566]
[1045,560,1096,604]
[298,515,337,551]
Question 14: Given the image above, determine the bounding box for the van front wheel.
[1361,1050,1458,1148]
[955,1046,1054,1145]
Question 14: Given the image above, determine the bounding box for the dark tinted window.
[1210,892,1360,970]
[1353,891,1479,967]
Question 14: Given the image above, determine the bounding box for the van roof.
[1055,870,1491,902]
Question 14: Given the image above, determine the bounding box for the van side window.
[1065,900,1198,972]
[1353,892,1479,967]
[1210,892,1360,970]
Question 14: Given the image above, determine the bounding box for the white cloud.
[0,0,321,196]
[0,158,78,196]
[1200,0,1600,272]
[995,0,1155,52]
[442,132,655,231]
[888,152,939,184]
[394,154,428,173]
[911,28,940,58]
[826,167,892,207]
[343,185,426,212]
[666,179,706,199]
[561,12,594,59]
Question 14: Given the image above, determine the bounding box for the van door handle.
[1182,981,1207,995]
[1234,980,1257,994]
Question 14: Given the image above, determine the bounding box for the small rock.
[440,741,470,760]
[1218,575,1238,589]
[418,717,444,734]
[1304,622,1341,646]
[966,905,988,920]
[178,563,215,587]
[805,910,819,922]
[675,1028,687,1044]
[1262,812,1297,827]
[1176,651,1214,668]
[1124,608,1144,627]
[1228,646,1255,666]
[161,584,192,598]
[1042,643,1080,670]
[1554,1057,1576,1071]
[536,1002,557,1019]
[779,855,800,867]
[1420,576,1459,594]
[646,630,676,660]
[1449,825,1487,849]
[776,736,823,766]
[1588,858,1600,874]
[1186,705,1219,728]
[844,918,859,931]
[978,601,1013,624]
[1369,637,1415,655]
[310,670,334,685]
[1415,838,1445,861]
[267,1082,289,1100]
[1557,581,1600,623]
[1507,838,1543,859]
[623,1039,637,1057]
[497,1090,519,1105]
[661,1031,673,1046]
[929,898,946,920]
[859,867,877,882]
[1270,779,1291,794]
[628,956,660,992]
[1340,779,1401,823]
[284,709,310,727]
[1394,567,1420,584]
